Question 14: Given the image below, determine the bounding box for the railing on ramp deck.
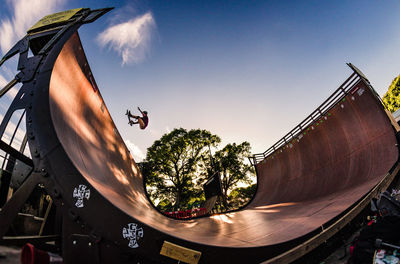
[250,63,379,166]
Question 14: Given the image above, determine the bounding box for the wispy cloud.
[1,65,16,80]
[0,71,20,99]
[124,139,145,162]
[0,74,7,88]
[97,12,156,65]
[0,0,66,54]
[0,112,26,149]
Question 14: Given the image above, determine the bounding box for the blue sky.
[1,0,400,161]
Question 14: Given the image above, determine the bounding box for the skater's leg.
[129,120,139,126]
[128,113,139,119]
[138,118,146,129]
[129,116,139,125]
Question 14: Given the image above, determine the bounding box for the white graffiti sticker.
[73,184,91,208]
[123,223,144,248]
[357,88,365,96]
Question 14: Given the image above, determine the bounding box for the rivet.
[73,241,77,245]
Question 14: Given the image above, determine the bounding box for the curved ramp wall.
[27,26,399,263]
[253,81,398,206]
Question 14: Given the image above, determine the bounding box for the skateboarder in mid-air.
[126,107,149,130]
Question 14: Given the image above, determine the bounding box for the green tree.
[228,184,256,209]
[382,74,400,113]
[203,142,255,210]
[142,128,220,211]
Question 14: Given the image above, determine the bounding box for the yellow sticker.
[28,8,83,32]
[160,241,201,264]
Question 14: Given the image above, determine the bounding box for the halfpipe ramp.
[0,8,399,264]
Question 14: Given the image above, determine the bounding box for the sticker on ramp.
[123,223,144,248]
[73,184,91,208]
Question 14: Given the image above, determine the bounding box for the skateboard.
[126,110,134,126]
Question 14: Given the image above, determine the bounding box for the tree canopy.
[382,74,400,113]
[143,128,220,211]
[202,142,255,210]
[228,184,257,209]
[142,128,256,213]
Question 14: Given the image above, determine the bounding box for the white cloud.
[0,73,20,99]
[0,74,7,87]
[97,12,156,65]
[0,112,26,150]
[6,86,19,99]
[124,139,145,162]
[1,65,16,80]
[0,0,66,54]
[0,20,14,55]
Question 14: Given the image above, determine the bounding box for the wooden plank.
[160,241,201,264]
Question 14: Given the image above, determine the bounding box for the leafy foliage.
[382,74,400,113]
[207,142,255,210]
[228,184,256,209]
[142,128,220,211]
[142,128,256,213]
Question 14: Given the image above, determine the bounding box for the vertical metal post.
[208,144,216,175]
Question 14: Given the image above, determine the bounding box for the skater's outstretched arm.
[138,107,145,115]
